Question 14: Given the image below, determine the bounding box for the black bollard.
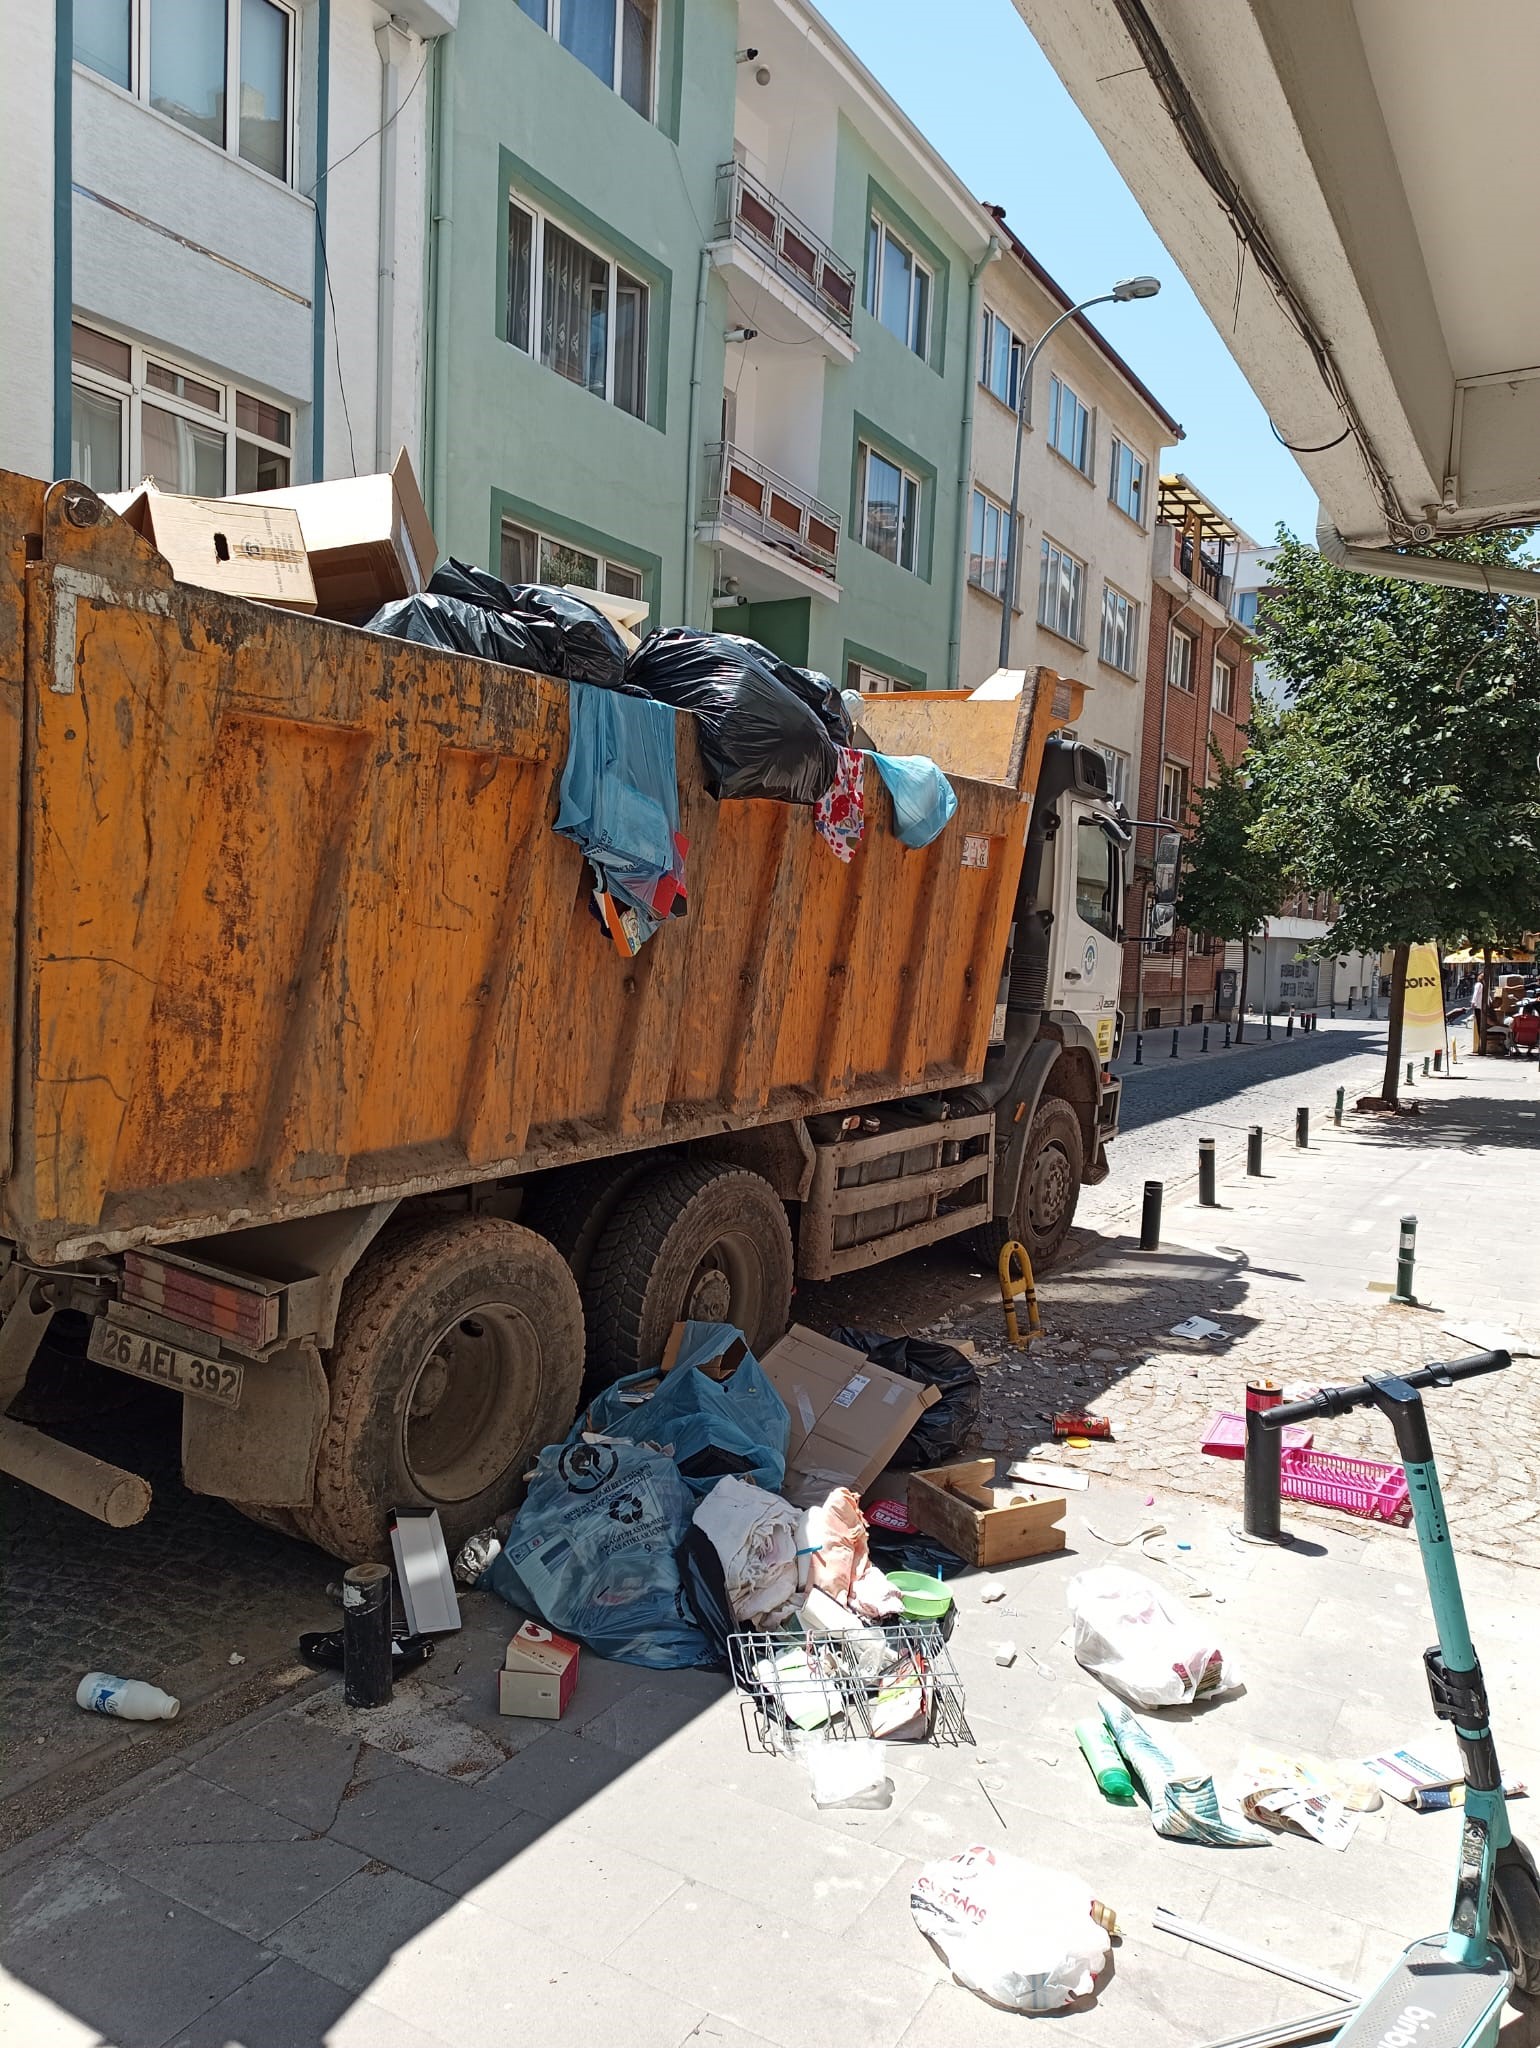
[1266,1012,1273,1040]
[1139,1180,1163,1251]
[1134,1032,1143,1066]
[343,1563,394,1709]
[1170,1029,1180,1059]
[1286,1010,1294,1038]
[1247,1124,1263,1176]
[1244,1380,1283,1540]
[1201,1024,1210,1052]
[1198,1138,1217,1206]
[1433,1048,1442,1073]
[1296,1106,1309,1148]
[1224,1022,1232,1048]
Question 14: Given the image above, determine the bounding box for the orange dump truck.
[0,473,1126,1557]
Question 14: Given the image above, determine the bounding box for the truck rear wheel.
[289,1218,583,1563]
[975,1095,1084,1273]
[582,1161,793,1382]
[517,1156,659,1289]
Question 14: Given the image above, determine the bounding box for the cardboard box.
[104,483,316,611]
[388,1508,461,1634]
[498,1621,580,1719]
[759,1325,939,1502]
[907,1459,1066,1567]
[232,448,437,620]
[660,1322,750,1382]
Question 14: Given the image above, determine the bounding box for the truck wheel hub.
[685,1263,733,1323]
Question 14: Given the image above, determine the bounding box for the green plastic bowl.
[888,1570,952,1621]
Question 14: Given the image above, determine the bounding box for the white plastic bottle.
[76,1673,180,1721]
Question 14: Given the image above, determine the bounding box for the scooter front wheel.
[1491,1839,1540,1997]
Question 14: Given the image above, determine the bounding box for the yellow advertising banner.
[1400,943,1446,1055]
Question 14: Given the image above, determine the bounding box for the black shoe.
[298,1627,435,1676]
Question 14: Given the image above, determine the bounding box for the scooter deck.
[1329,1935,1511,2047]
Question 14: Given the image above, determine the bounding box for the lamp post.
[997,276,1161,671]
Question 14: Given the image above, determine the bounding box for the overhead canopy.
[1013,0,1540,552]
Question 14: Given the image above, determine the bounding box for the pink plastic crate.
[1279,1448,1411,1524]
[1201,1410,1313,1458]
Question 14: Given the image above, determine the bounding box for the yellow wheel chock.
[998,1239,1042,1349]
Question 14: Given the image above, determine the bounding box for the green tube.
[1075,1717,1136,1803]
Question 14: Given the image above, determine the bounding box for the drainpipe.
[948,235,1001,688]
[427,32,454,539]
[1316,510,1540,595]
[311,0,331,479]
[681,246,712,631]
[53,0,74,479]
[373,19,413,474]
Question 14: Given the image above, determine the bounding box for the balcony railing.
[715,161,856,335]
[1177,532,1227,603]
[705,442,841,579]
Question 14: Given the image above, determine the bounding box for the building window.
[507,196,649,420]
[1099,584,1140,674]
[865,216,931,358]
[1098,745,1131,807]
[1212,654,1235,716]
[979,307,1021,408]
[1232,588,1259,628]
[968,487,1019,601]
[500,517,642,598]
[845,660,914,695]
[1047,373,1091,473]
[517,0,657,120]
[859,444,920,572]
[1159,760,1188,823]
[1167,623,1195,692]
[77,0,296,184]
[1109,437,1147,523]
[1037,536,1087,644]
[69,320,291,497]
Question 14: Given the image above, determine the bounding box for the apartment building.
[1,1,447,492]
[1122,475,1255,1028]
[960,208,1180,796]
[1245,894,1380,1016]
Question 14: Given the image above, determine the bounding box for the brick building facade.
[1122,477,1255,1029]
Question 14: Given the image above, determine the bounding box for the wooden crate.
[907,1458,1066,1567]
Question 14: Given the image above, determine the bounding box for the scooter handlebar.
[1259,1351,1512,1431]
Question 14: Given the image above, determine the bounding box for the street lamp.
[997,276,1161,670]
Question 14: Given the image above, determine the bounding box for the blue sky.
[818,0,1317,546]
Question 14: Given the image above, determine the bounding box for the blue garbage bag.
[555,683,686,949]
[580,1324,790,1498]
[869,751,958,849]
[482,1435,714,1668]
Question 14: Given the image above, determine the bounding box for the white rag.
[692,1477,800,1627]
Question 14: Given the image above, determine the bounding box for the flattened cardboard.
[499,1621,580,1719]
[104,484,316,611]
[232,447,437,620]
[660,1322,749,1382]
[907,1458,1066,1567]
[759,1325,938,1500]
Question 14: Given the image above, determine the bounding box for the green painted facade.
[428,2,981,693]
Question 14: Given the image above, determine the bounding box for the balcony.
[1152,523,1233,627]
[710,162,858,363]
[698,442,842,603]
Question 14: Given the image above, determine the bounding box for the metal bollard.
[1450,1039,1458,1066]
[1392,1215,1418,1305]
[343,1563,394,1710]
[1243,1379,1284,1541]
[1330,998,1336,1018]
[1201,1024,1210,1052]
[1296,1105,1309,1148]
[1334,1086,1344,1126]
[1198,1137,1217,1207]
[1224,1022,1232,1048]
[1170,1029,1180,1059]
[1286,1010,1294,1037]
[1139,1180,1163,1251]
[1406,1060,1415,1086]
[1266,1012,1273,1040]
[1134,1032,1143,1066]
[1422,1055,1430,1077]
[1433,1048,1442,1073]
[1247,1124,1263,1175]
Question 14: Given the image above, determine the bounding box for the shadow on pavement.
[1345,1081,1540,1154]
[1115,1022,1388,1133]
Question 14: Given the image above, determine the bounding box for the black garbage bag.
[623,628,841,804]
[367,591,554,672]
[675,1525,737,1669]
[428,560,629,689]
[827,1327,981,1468]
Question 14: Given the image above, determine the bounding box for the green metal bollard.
[1334,1086,1344,1126]
[1423,1056,1430,1077]
[1406,1060,1415,1086]
[1295,1106,1309,1148]
[1391,1215,1418,1305]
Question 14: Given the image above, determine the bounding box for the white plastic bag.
[1067,1565,1240,1708]
[911,1847,1114,2012]
[804,1737,894,1810]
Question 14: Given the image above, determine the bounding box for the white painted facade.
[0,1,450,491]
[960,223,1179,807]
[1232,543,1282,702]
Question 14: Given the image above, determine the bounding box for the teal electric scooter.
[1261,1352,1540,2045]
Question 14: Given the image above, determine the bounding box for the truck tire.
[517,1156,659,1289]
[288,1218,584,1563]
[582,1161,793,1382]
[975,1095,1085,1273]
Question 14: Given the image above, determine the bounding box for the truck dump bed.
[1,474,1034,1264]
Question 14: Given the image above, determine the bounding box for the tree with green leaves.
[1175,733,1291,1043]
[1251,529,1540,1104]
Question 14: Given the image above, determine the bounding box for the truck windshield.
[1076,819,1120,938]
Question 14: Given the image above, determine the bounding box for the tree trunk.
[1381,941,1410,1103]
[1235,928,1251,1044]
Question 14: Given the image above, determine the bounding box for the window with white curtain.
[979,308,1021,408]
[501,517,642,598]
[75,0,295,182]
[865,217,931,358]
[1099,584,1140,673]
[860,445,921,572]
[1099,745,1131,807]
[1047,374,1091,472]
[1109,437,1148,523]
[1168,623,1196,692]
[1212,653,1235,716]
[508,195,649,419]
[1038,536,1087,643]
[517,0,657,120]
[968,486,1019,600]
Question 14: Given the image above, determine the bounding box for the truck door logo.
[1083,939,1098,979]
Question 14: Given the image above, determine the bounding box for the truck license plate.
[88,1318,244,1408]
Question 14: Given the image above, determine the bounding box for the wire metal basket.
[727,1617,971,1753]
